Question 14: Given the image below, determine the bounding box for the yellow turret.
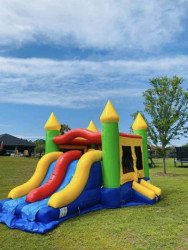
[87,120,98,132]
[132,113,148,130]
[44,112,61,131]
[100,100,119,123]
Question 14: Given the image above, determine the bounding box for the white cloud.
[0,56,187,108]
[14,135,44,140]
[0,0,186,51]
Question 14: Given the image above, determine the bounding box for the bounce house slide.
[0,152,63,214]
[0,150,103,233]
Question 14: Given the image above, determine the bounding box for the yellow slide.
[132,179,161,200]
[8,152,63,199]
[48,150,102,208]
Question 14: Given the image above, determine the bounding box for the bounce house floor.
[0,178,159,234]
[0,200,157,234]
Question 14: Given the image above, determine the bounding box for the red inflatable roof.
[53,129,141,146]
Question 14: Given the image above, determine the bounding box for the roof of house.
[0,134,36,147]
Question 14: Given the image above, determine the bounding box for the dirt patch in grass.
[153,172,185,177]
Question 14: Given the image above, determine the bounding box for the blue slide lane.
[0,161,57,214]
[0,161,103,234]
[21,160,78,221]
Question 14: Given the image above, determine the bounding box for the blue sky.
[0,0,188,145]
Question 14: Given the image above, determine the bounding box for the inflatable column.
[44,113,61,154]
[132,113,149,178]
[100,100,121,207]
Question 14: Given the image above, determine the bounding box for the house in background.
[0,134,36,156]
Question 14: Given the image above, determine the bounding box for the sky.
[0,0,188,146]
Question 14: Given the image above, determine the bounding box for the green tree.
[60,124,71,135]
[143,76,188,173]
[34,139,45,156]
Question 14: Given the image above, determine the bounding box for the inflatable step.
[132,181,156,200]
[140,179,161,196]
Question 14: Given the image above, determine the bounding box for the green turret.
[132,113,149,178]
[100,100,120,188]
[44,112,61,154]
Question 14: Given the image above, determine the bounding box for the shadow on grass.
[153,172,188,177]
[175,165,188,168]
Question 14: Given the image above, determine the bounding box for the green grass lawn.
[0,157,187,250]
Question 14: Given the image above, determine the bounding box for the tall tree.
[143,76,188,173]
[60,124,71,135]
[34,139,45,156]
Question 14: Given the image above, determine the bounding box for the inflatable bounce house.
[0,101,161,234]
